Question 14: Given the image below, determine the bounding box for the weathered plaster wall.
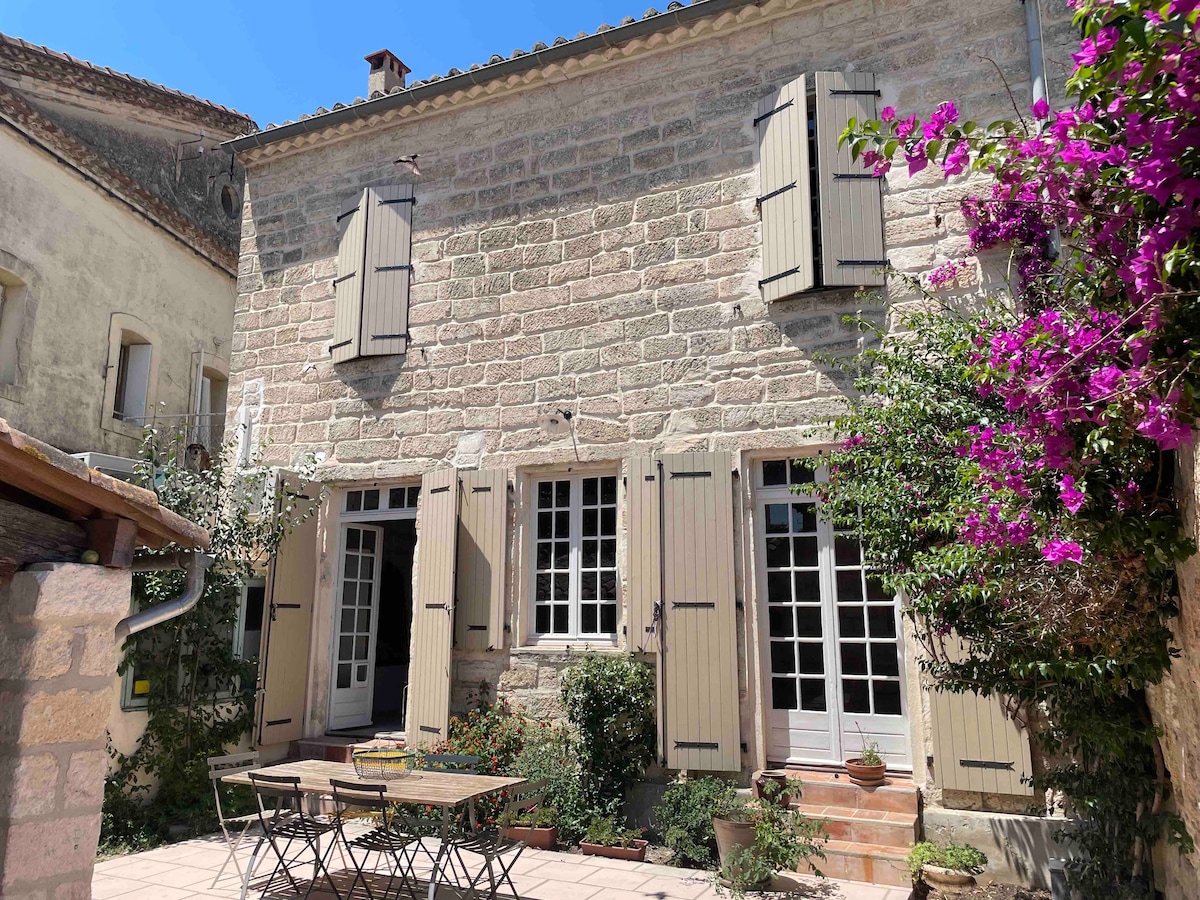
[0,129,235,455]
[235,0,1054,794]
[0,563,131,900]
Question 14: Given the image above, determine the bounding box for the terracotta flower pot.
[501,824,558,850]
[712,817,770,890]
[752,769,792,807]
[580,839,649,862]
[921,864,977,894]
[844,757,887,787]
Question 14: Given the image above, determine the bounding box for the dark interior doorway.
[372,518,415,728]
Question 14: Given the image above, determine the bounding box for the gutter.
[225,0,758,154]
[114,550,216,641]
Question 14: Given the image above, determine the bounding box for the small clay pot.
[752,769,792,806]
[844,758,887,787]
[921,864,977,894]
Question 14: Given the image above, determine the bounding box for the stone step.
[807,840,912,888]
[792,802,918,849]
[783,768,920,815]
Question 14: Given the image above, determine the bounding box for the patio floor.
[92,832,915,900]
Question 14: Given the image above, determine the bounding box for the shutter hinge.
[425,603,449,610]
[419,725,441,734]
[837,259,889,267]
[674,741,719,750]
[829,88,882,97]
[430,485,450,494]
[471,485,492,493]
[265,718,292,727]
[669,471,712,479]
[467,624,487,631]
[379,196,417,206]
[673,601,716,609]
[374,264,412,273]
[371,333,409,341]
[834,172,883,180]
[332,272,356,285]
[753,99,793,126]
[959,759,1016,771]
[755,181,796,207]
[328,339,352,353]
[336,206,360,222]
[759,266,801,287]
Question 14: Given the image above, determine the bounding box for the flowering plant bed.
[580,839,649,861]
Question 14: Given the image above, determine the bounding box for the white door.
[328,524,383,730]
[757,458,910,768]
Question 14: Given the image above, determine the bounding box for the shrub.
[584,815,646,848]
[514,721,591,844]
[907,841,988,877]
[560,653,656,814]
[436,697,525,776]
[712,796,827,899]
[652,776,738,867]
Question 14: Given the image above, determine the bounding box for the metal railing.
[145,412,228,458]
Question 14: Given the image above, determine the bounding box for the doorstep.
[771,767,920,889]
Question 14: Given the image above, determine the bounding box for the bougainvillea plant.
[814,0,1200,895]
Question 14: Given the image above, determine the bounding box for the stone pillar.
[0,563,132,900]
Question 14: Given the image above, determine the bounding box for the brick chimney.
[365,49,410,96]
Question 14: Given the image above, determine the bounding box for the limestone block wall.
[233,0,1065,795]
[0,563,131,900]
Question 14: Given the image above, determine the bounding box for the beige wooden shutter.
[756,75,815,301]
[814,71,886,287]
[361,183,414,357]
[626,456,660,654]
[257,474,321,747]
[927,636,1033,796]
[661,452,740,772]
[405,468,459,748]
[456,468,507,651]
[332,190,368,364]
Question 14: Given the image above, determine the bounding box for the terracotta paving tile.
[91,875,152,899]
[524,878,605,900]
[101,885,197,900]
[636,873,714,898]
[140,864,223,888]
[532,859,600,881]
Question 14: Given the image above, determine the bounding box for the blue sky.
[5,0,646,127]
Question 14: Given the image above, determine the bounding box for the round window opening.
[220,184,240,220]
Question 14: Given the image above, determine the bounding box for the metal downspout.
[1024,0,1047,106]
[114,551,216,641]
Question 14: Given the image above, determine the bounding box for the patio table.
[223,758,526,899]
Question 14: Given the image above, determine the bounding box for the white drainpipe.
[1025,0,1047,106]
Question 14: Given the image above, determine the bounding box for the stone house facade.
[223,0,1093,888]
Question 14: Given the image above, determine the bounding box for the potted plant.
[907,841,988,894]
[711,786,827,898]
[844,732,887,786]
[751,769,793,807]
[580,816,649,861]
[498,803,559,850]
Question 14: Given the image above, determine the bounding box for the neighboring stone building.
[221,0,1093,889]
[0,33,253,464]
[0,418,208,900]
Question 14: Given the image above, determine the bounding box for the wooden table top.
[222,759,526,807]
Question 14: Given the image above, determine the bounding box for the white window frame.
[120,577,264,711]
[526,470,621,646]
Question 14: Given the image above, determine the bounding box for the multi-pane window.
[343,485,420,514]
[336,526,377,689]
[761,458,903,717]
[532,474,618,640]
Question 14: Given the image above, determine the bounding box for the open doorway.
[327,486,419,735]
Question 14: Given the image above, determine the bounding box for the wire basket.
[351,747,418,781]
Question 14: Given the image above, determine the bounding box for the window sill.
[103,416,146,440]
[514,640,621,655]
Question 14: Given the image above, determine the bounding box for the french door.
[757,459,910,767]
[328,524,383,730]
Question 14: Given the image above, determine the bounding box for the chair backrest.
[329,778,390,813]
[422,753,478,775]
[249,772,304,810]
[500,779,548,841]
[208,750,260,782]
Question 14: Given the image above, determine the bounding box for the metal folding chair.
[207,751,262,886]
[241,772,342,900]
[330,778,422,900]
[393,753,481,888]
[421,753,478,775]
[439,779,548,900]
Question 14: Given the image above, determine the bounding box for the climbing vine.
[100,429,319,851]
[817,1,1200,894]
